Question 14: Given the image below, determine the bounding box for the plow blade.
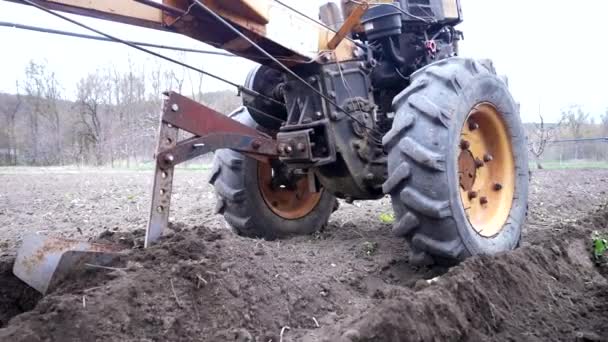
[13,233,122,294]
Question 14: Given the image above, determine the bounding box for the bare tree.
[75,72,107,165]
[23,60,63,165]
[3,58,245,167]
[0,82,22,165]
[188,67,204,102]
[561,105,589,139]
[108,59,149,167]
[601,109,608,136]
[528,113,562,169]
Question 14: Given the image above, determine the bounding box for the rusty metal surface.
[157,133,276,168]
[145,103,179,248]
[327,1,368,50]
[163,92,268,138]
[145,92,279,247]
[13,233,121,294]
[276,128,314,162]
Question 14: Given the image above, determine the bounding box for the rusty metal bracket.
[327,1,369,50]
[145,92,279,247]
[13,233,123,294]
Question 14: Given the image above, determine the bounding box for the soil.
[0,168,607,341]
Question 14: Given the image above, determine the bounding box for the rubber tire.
[382,57,529,265]
[209,108,337,239]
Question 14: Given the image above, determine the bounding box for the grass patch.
[379,212,395,224]
[593,232,608,265]
[531,160,608,170]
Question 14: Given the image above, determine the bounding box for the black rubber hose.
[382,36,406,65]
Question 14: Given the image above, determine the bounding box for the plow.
[6,0,529,294]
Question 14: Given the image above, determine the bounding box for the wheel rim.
[458,102,515,237]
[257,163,323,219]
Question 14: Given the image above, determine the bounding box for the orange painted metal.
[458,103,515,237]
[327,0,368,50]
[257,163,323,219]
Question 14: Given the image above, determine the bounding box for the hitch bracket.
[146,92,279,247]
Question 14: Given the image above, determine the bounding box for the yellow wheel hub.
[458,103,515,237]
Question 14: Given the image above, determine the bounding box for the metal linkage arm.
[145,92,278,247]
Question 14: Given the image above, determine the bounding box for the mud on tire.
[209,108,336,239]
[382,57,529,265]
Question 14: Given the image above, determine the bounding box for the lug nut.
[468,121,479,131]
[467,191,478,200]
[459,139,470,150]
[483,153,493,162]
[285,145,293,154]
[493,183,503,191]
[474,158,484,168]
[480,196,488,205]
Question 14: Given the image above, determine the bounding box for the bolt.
[467,191,478,200]
[460,139,470,150]
[315,111,323,118]
[277,144,285,154]
[474,158,484,168]
[483,153,494,162]
[480,196,488,205]
[285,145,293,154]
[296,142,306,152]
[171,103,179,112]
[165,154,174,163]
[365,173,374,181]
[251,140,261,150]
[468,121,479,131]
[493,183,503,191]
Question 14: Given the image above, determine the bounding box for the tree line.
[0,60,240,166]
[2,60,608,168]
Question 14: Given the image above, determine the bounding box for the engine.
[249,0,464,201]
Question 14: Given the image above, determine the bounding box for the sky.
[0,0,607,123]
